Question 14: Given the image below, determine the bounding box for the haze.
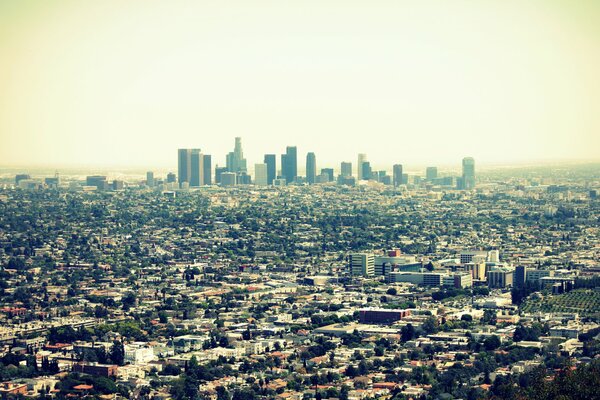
[1,0,599,169]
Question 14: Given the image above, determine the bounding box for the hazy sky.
[1,0,599,169]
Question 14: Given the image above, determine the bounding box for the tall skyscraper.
[178,149,192,186]
[190,149,202,187]
[202,154,212,185]
[321,168,334,182]
[215,166,228,184]
[341,162,352,177]
[283,146,297,183]
[264,154,276,185]
[462,157,475,189]
[393,164,403,187]
[254,163,268,186]
[357,154,367,180]
[426,167,438,181]
[361,161,372,180]
[306,152,316,184]
[221,172,237,186]
[226,137,247,173]
[146,171,154,187]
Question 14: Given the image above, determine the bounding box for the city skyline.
[1,1,600,168]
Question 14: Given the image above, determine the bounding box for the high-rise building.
[15,174,31,184]
[514,265,527,288]
[306,152,316,184]
[393,164,403,187]
[86,176,108,190]
[341,162,352,177]
[357,154,367,180]
[202,154,212,185]
[426,167,438,181]
[462,157,475,189]
[283,146,297,183]
[215,167,228,184]
[254,163,268,186]
[321,168,334,182]
[178,149,192,186]
[146,171,154,187]
[226,137,247,173]
[349,253,375,277]
[264,154,276,185]
[361,161,372,180]
[221,172,237,186]
[166,173,176,183]
[190,149,202,187]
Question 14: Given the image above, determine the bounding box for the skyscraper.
[426,167,438,181]
[226,137,247,173]
[361,161,372,180]
[264,154,276,185]
[202,154,212,185]
[393,164,403,187]
[462,157,475,189]
[190,149,202,187]
[357,154,367,180]
[254,163,268,186]
[146,171,154,187]
[306,152,316,184]
[321,168,334,182]
[177,149,192,186]
[341,162,352,177]
[283,146,297,183]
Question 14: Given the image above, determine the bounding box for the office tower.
[146,171,154,187]
[357,154,367,180]
[361,161,372,180]
[321,168,334,182]
[426,167,438,181]
[349,253,375,277]
[306,152,316,184]
[462,157,475,189]
[221,172,237,186]
[112,180,124,190]
[283,146,297,183]
[514,266,527,288]
[280,154,287,180]
[254,163,268,186]
[190,149,202,187]
[15,174,31,184]
[237,172,251,185]
[45,172,60,187]
[487,269,513,288]
[226,137,247,173]
[341,162,352,177]
[178,149,192,186]
[264,154,276,185]
[86,176,108,190]
[215,167,228,184]
[166,173,176,183]
[393,164,403,187]
[402,173,408,185]
[202,154,212,185]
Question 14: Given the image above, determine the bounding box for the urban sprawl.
[2,139,600,400]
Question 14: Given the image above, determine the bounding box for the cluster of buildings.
[174,137,477,189]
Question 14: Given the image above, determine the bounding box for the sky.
[0,0,599,170]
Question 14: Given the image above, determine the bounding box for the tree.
[401,324,416,342]
[422,316,438,334]
[110,341,125,365]
[386,287,397,296]
[483,335,501,351]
